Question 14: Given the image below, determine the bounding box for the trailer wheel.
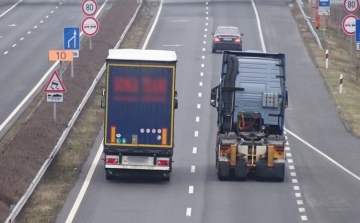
[106,174,114,181]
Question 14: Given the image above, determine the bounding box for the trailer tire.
[106,174,114,181]
[218,160,230,181]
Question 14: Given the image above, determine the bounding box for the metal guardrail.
[4,1,143,222]
[296,0,323,49]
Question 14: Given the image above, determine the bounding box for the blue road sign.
[63,27,80,50]
[356,20,360,42]
[319,0,330,7]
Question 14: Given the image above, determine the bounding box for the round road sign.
[82,0,98,16]
[342,14,358,35]
[344,0,359,14]
[81,17,99,36]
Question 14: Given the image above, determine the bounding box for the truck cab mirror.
[210,85,219,108]
[101,98,106,108]
[174,98,178,109]
[240,33,244,37]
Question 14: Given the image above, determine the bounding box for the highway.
[55,0,360,223]
[0,0,106,137]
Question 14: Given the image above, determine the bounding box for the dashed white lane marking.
[297,200,304,205]
[204,34,206,37]
[286,152,292,157]
[193,147,197,154]
[27,31,31,34]
[197,104,201,109]
[202,48,205,51]
[20,37,24,41]
[194,131,199,137]
[301,216,308,221]
[299,208,306,212]
[294,186,300,190]
[206,17,208,20]
[4,51,8,55]
[200,72,204,76]
[191,166,195,173]
[40,20,43,23]
[206,11,208,14]
[205,23,208,26]
[206,6,208,9]
[198,92,202,97]
[199,82,203,86]
[206,1,208,4]
[289,165,295,170]
[203,41,206,44]
[46,15,49,18]
[34,26,37,29]
[196,117,200,122]
[189,186,194,194]
[186,208,192,217]
[205,28,207,31]
[288,159,293,163]
[290,172,296,177]
[12,44,16,47]
[295,193,301,197]
[201,64,204,67]
[51,11,54,13]
[292,179,298,183]
[285,146,290,151]
[202,55,205,59]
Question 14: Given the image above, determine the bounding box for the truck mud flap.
[218,161,230,181]
[234,158,247,181]
[255,162,285,182]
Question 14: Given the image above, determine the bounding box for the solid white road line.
[251,0,266,53]
[286,128,360,181]
[65,142,104,223]
[142,0,163,49]
[0,0,23,18]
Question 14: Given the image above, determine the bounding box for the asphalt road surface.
[0,0,106,137]
[56,0,360,222]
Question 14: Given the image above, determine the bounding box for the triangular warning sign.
[44,71,66,93]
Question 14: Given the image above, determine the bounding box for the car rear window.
[216,27,239,34]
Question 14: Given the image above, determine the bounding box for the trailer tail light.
[106,158,118,164]
[235,37,241,42]
[157,159,170,166]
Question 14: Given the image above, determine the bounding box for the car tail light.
[157,160,169,166]
[106,158,118,164]
[214,37,220,42]
[235,37,241,42]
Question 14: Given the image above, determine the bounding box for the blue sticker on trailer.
[104,64,175,148]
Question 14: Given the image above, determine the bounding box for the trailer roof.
[107,49,177,62]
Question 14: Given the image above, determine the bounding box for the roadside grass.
[15,5,152,223]
[292,3,360,137]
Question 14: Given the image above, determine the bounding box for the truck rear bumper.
[105,165,170,171]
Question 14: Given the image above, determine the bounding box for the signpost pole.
[71,61,74,78]
[89,37,92,50]
[54,103,57,122]
[60,61,63,80]
[350,37,353,78]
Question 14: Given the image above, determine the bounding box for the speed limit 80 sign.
[344,0,359,14]
[82,0,98,17]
